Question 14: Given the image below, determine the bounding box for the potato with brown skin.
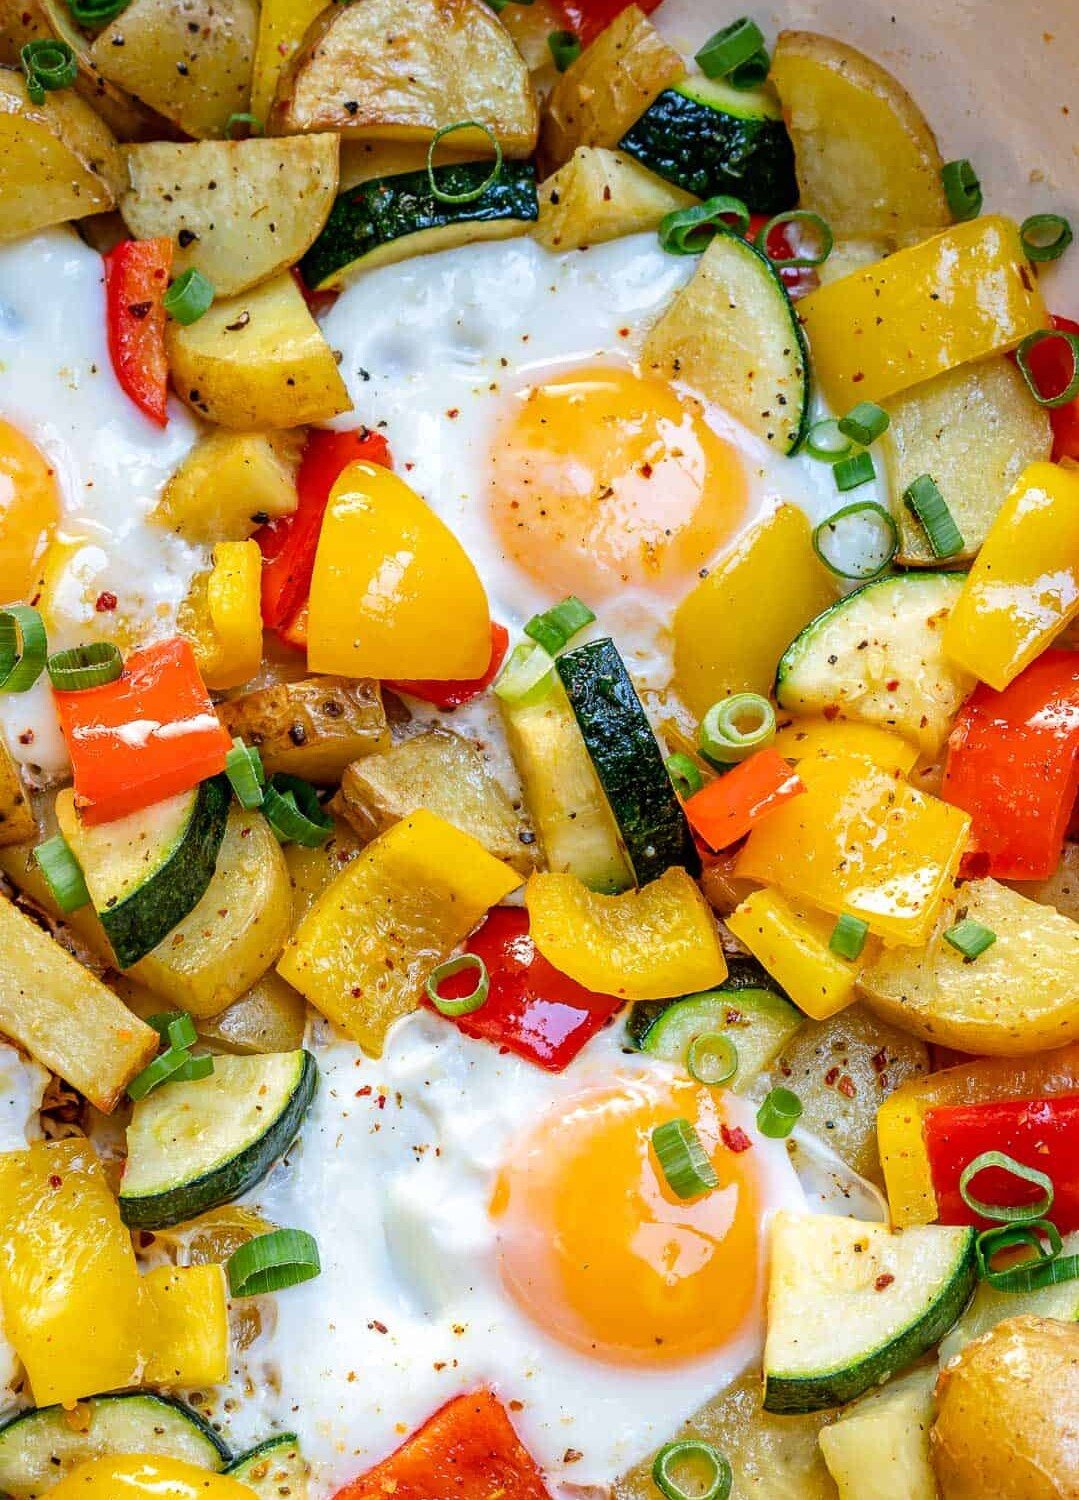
[217,677,390,785]
[932,1316,1079,1500]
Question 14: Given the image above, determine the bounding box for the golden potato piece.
[932,1317,1079,1500]
[155,431,298,544]
[533,147,695,252]
[271,0,538,157]
[771,31,949,241]
[218,676,389,784]
[819,1368,938,1500]
[0,740,34,848]
[31,0,171,141]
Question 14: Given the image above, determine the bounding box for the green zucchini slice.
[555,637,698,885]
[763,1213,977,1413]
[618,76,797,212]
[120,1049,317,1230]
[225,1434,307,1498]
[638,985,803,1093]
[0,1394,230,1497]
[300,161,539,290]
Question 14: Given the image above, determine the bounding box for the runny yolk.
[487,364,748,601]
[0,420,61,604]
[490,1074,761,1366]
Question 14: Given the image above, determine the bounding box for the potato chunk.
[217,676,390,784]
[0,740,33,848]
[533,147,695,252]
[155,431,299,543]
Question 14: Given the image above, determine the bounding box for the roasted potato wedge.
[0,742,34,849]
[859,879,1079,1055]
[271,0,538,158]
[771,31,950,241]
[885,357,1051,564]
[90,0,257,141]
[534,147,695,252]
[1008,842,1079,924]
[819,1368,937,1500]
[337,727,536,874]
[121,135,339,296]
[218,676,389,784]
[337,137,476,192]
[541,6,684,170]
[118,968,307,1055]
[0,67,122,242]
[166,271,352,430]
[155,431,299,544]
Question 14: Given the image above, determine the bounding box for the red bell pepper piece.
[684,749,805,851]
[388,622,510,711]
[432,905,623,1070]
[942,650,1079,881]
[557,0,662,46]
[54,637,231,825]
[330,1390,551,1500]
[103,238,173,427]
[1023,314,1079,462]
[747,213,819,299]
[925,1095,1079,1232]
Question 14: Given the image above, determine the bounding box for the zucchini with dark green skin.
[555,638,698,885]
[225,1435,307,1498]
[301,161,539,290]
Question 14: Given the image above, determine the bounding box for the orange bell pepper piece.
[683,748,805,850]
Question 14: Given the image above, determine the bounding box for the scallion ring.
[67,0,131,24]
[652,1440,732,1500]
[127,1046,190,1102]
[837,401,890,447]
[651,1118,719,1200]
[959,1149,1054,1224]
[699,692,776,765]
[829,912,869,961]
[941,158,982,221]
[977,1249,1079,1295]
[20,40,77,105]
[427,121,503,204]
[425,953,490,1018]
[903,474,965,558]
[756,1086,803,1139]
[524,595,594,655]
[170,1053,214,1083]
[943,917,996,961]
[687,1032,738,1088]
[493,641,555,705]
[1016,328,1079,408]
[226,1228,321,1298]
[694,17,766,81]
[754,209,833,268]
[666,752,704,800]
[46,641,123,691]
[146,1011,197,1050]
[0,606,47,692]
[804,418,853,463]
[1020,213,1072,263]
[658,196,750,255]
[226,737,265,809]
[812,501,897,580]
[262,774,332,848]
[976,1220,1062,1290]
[225,112,263,139]
[163,268,214,326]
[547,29,581,71]
[33,834,90,914]
[728,49,771,89]
[833,450,875,492]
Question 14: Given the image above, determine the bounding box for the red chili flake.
[721,1124,752,1153]
[822,703,841,721]
[508,1399,524,1411]
[885,679,900,692]
[368,1320,388,1334]
[824,1066,841,1087]
[376,1093,386,1110]
[48,1174,62,1189]
[837,1074,857,1099]
[357,1085,372,1097]
[95,591,118,613]
[563,1450,583,1464]
[875,1273,895,1291]
[871,1048,889,1074]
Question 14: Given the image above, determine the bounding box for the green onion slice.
[833,451,875,492]
[651,1118,719,1200]
[547,29,581,71]
[812,501,898,581]
[652,1440,732,1500]
[127,1046,190,1102]
[1016,329,1079,408]
[225,112,264,139]
[1020,213,1073,263]
[226,1228,321,1298]
[67,0,131,24]
[944,917,996,961]
[262,774,332,848]
[524,595,594,655]
[978,1247,1079,1295]
[493,641,554,705]
[942,159,982,221]
[163,269,214,327]
[659,196,750,255]
[0,606,47,693]
[687,1032,738,1088]
[728,49,770,89]
[170,1053,214,1083]
[804,419,853,463]
[226,737,265,810]
[146,1011,197,1050]
[757,1086,803,1139]
[20,39,77,104]
[959,1150,1054,1223]
[755,210,833,268]
[903,474,964,558]
[976,1220,1062,1290]
[33,834,89,914]
[425,953,490,1018]
[699,692,776,764]
[46,641,123,692]
[666,752,704,800]
[837,401,890,447]
[695,17,765,80]
[427,122,503,204]
[829,913,869,961]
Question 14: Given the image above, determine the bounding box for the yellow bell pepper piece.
[943,460,1079,691]
[141,1265,229,1387]
[772,719,919,777]
[525,868,726,1001]
[798,216,1049,407]
[877,1044,1079,1227]
[279,809,521,1055]
[308,462,491,681]
[736,752,970,946]
[726,887,861,1021]
[49,1456,258,1500]
[673,504,835,717]
[250,0,327,122]
[200,540,263,691]
[0,1139,144,1406]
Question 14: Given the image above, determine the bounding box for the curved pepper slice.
[103,238,172,427]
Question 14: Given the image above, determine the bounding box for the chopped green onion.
[755,210,833,268]
[46,641,123,691]
[728,49,770,89]
[666,752,704,800]
[976,1220,1062,1290]
[1020,213,1072,263]
[804,419,853,463]
[164,269,214,326]
[651,1118,719,1200]
[833,451,875,492]
[146,1012,197,1050]
[0,606,47,693]
[170,1053,214,1083]
[942,159,982,221]
[1016,329,1079,408]
[829,913,869,961]
[33,834,89,914]
[493,641,554,705]
[695,16,766,82]
[959,1149,1053,1223]
[979,1247,1079,1294]
[67,0,131,24]
[524,595,594,655]
[812,501,898,581]
[838,401,890,447]
[699,692,776,765]
[225,112,263,139]
[658,196,751,255]
[652,1440,732,1500]
[687,1032,738,1088]
[425,954,490,1017]
[127,1046,190,1102]
[944,917,996,961]
[756,1086,803,1138]
[903,474,964,558]
[226,1228,321,1298]
[262,774,332,848]
[427,122,502,204]
[226,737,265,809]
[20,40,77,105]
[547,29,581,71]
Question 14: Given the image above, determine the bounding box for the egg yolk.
[491,1074,761,1366]
[0,420,60,604]
[487,364,748,601]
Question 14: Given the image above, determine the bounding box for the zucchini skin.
[627,955,790,1047]
[619,89,797,211]
[556,638,698,886]
[225,1434,304,1496]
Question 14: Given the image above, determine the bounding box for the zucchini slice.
[619,76,797,212]
[764,1212,977,1413]
[0,1394,230,1497]
[225,1434,307,1499]
[120,1050,317,1230]
[775,573,975,756]
[555,638,698,885]
[300,161,538,290]
[56,778,229,969]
